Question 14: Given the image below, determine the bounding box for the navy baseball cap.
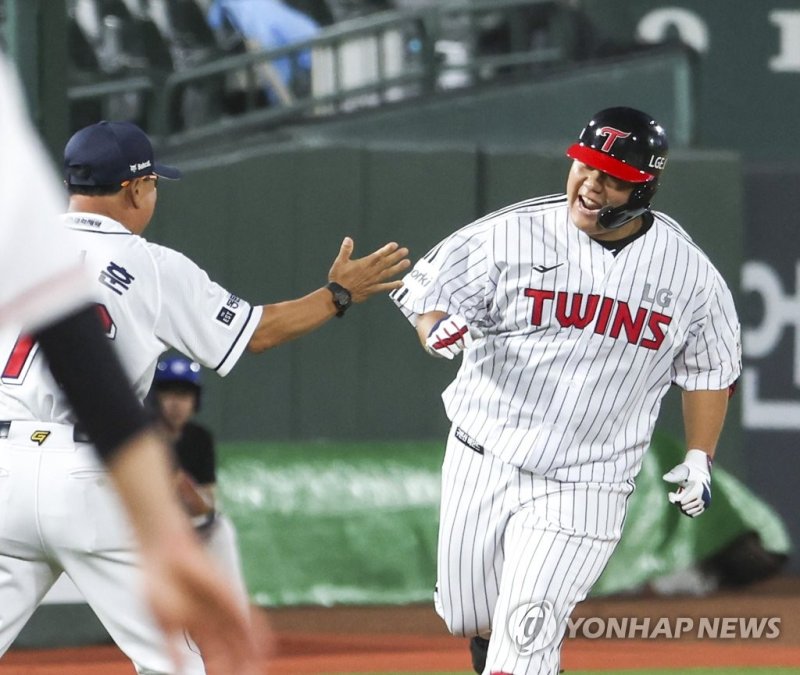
[64,121,182,187]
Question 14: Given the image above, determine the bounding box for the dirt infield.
[2,575,798,674]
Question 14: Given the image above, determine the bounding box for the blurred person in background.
[152,356,249,603]
[207,0,321,102]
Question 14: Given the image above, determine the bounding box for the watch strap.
[326,281,352,317]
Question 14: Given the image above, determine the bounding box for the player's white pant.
[0,422,205,674]
[435,426,634,675]
[202,513,249,607]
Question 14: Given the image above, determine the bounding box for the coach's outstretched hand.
[247,238,410,352]
[329,237,410,302]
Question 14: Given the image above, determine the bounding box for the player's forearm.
[176,471,216,516]
[681,388,729,458]
[415,310,448,348]
[247,288,337,352]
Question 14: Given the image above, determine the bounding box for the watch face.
[335,290,351,307]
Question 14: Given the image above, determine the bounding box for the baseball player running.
[0,58,264,675]
[391,107,741,675]
[0,119,408,674]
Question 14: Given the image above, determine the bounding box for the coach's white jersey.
[0,59,94,331]
[392,195,741,482]
[0,213,262,424]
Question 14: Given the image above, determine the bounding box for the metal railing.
[66,0,580,146]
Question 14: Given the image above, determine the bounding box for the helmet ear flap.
[630,179,658,209]
[597,179,658,230]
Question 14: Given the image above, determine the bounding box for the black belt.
[0,421,91,443]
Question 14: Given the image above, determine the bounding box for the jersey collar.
[590,211,654,256]
[62,212,133,235]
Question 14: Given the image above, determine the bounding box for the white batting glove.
[425,314,473,360]
[663,449,713,518]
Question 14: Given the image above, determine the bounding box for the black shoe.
[470,635,490,674]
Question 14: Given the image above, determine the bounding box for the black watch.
[326,281,352,317]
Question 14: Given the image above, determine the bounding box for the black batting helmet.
[566,107,669,229]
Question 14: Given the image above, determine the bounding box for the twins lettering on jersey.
[523,285,673,351]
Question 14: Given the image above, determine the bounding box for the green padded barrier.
[220,440,444,606]
[594,432,790,596]
[218,433,789,607]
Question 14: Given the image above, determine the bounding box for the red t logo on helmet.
[598,126,631,152]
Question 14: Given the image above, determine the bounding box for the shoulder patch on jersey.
[216,307,236,326]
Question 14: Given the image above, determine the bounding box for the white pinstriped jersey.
[0,213,262,424]
[392,195,741,482]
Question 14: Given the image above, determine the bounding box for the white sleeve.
[390,226,491,326]
[0,58,94,331]
[672,273,742,391]
[149,244,262,376]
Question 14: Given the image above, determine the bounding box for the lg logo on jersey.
[643,283,673,307]
[524,288,673,350]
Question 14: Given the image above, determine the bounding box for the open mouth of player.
[577,195,602,216]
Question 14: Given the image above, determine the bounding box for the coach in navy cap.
[64,121,181,188]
